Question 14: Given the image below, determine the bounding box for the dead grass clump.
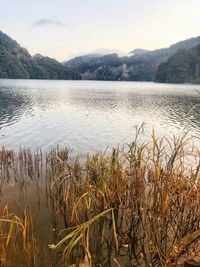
[0,130,200,266]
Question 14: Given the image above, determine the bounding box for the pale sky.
[0,0,200,61]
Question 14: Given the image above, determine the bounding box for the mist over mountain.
[66,49,130,60]
[129,48,150,56]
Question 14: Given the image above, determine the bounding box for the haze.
[0,0,200,61]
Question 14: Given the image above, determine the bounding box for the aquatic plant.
[47,131,200,266]
[0,131,200,266]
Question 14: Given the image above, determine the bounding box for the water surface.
[0,79,200,152]
[1,79,200,266]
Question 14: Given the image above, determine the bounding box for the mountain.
[1,30,200,83]
[155,44,200,84]
[0,31,80,80]
[65,49,130,61]
[64,54,129,81]
[64,36,200,81]
[129,48,150,56]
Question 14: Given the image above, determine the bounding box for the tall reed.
[47,131,200,266]
[0,131,200,266]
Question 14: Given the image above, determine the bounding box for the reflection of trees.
[0,89,31,127]
[0,82,200,139]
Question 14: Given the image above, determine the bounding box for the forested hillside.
[155,44,200,84]
[64,36,200,81]
[1,30,200,83]
[0,31,80,80]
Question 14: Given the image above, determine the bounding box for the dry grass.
[0,206,51,267]
[0,130,200,266]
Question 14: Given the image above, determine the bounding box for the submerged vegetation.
[0,130,200,266]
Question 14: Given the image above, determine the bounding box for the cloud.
[32,18,66,28]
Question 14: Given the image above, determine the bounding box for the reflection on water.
[0,80,200,266]
[0,79,200,152]
[0,89,31,127]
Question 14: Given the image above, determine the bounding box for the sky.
[0,0,200,61]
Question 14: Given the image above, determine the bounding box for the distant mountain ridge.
[0,30,200,83]
[64,36,200,81]
[0,31,80,80]
[65,49,130,60]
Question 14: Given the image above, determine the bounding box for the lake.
[0,79,200,266]
[0,79,200,153]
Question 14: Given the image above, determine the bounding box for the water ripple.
[0,79,200,152]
